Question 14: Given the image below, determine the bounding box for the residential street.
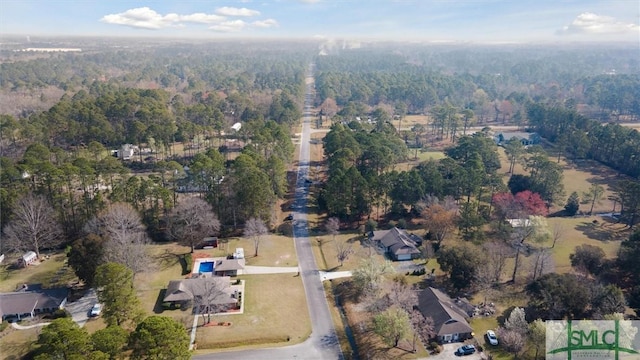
[194,64,343,360]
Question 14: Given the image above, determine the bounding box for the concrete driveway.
[428,343,487,360]
[64,288,98,327]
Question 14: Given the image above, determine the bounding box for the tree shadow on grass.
[153,289,167,314]
[575,221,615,242]
[178,254,192,275]
[152,249,183,271]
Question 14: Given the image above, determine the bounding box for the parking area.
[428,343,487,360]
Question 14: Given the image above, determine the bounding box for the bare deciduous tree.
[352,258,394,297]
[510,216,551,283]
[420,241,434,264]
[325,217,340,242]
[2,193,63,258]
[482,241,512,283]
[387,278,417,313]
[496,327,525,356]
[551,223,565,249]
[411,309,435,352]
[166,197,220,253]
[335,240,354,267]
[530,247,555,281]
[244,217,267,257]
[84,203,149,275]
[188,277,233,325]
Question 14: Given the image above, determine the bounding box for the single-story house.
[0,284,68,321]
[163,276,240,314]
[369,227,422,261]
[213,258,244,277]
[494,132,541,146]
[416,287,474,343]
[20,251,38,267]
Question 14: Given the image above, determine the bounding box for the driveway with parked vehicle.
[428,343,486,360]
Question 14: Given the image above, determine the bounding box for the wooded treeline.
[527,103,640,178]
[1,40,639,248]
[314,45,640,122]
[0,42,308,241]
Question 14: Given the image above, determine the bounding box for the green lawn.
[0,253,78,292]
[395,151,446,171]
[191,235,298,267]
[496,146,621,214]
[313,232,372,272]
[0,326,39,360]
[544,217,625,273]
[193,273,310,351]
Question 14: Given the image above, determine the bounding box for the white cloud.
[216,6,260,17]
[299,0,322,3]
[101,7,173,30]
[101,7,227,29]
[210,20,247,32]
[179,13,226,24]
[252,19,279,28]
[102,6,279,34]
[559,12,640,35]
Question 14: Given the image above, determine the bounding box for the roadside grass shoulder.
[313,232,371,272]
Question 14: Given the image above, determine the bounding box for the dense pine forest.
[1,36,640,360]
[1,38,639,237]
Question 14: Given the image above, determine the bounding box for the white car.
[90,303,102,317]
[486,329,499,345]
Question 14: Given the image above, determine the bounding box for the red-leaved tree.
[514,190,548,216]
[493,190,548,219]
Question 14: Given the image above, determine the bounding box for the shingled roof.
[416,287,473,337]
[371,227,421,258]
[214,258,245,272]
[0,285,68,320]
[164,276,237,306]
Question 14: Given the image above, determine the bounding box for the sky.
[1,0,639,43]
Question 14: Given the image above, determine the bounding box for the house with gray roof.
[213,258,244,277]
[416,287,474,343]
[369,227,422,261]
[494,131,541,146]
[163,276,240,314]
[0,284,68,321]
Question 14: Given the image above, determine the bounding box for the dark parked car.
[455,344,476,356]
[284,214,294,221]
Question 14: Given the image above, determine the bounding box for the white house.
[507,218,532,228]
[117,144,138,160]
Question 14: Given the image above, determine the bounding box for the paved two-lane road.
[194,64,343,360]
